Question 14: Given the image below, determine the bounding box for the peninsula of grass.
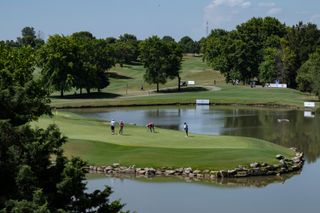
[34,112,295,170]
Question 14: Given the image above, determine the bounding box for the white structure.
[196,99,210,105]
[304,102,315,108]
[266,83,287,88]
[188,81,195,86]
[304,111,315,118]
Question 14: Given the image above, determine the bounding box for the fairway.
[34,112,295,170]
[50,56,317,109]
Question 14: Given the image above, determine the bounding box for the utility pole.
[206,21,209,36]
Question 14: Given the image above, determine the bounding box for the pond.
[69,106,320,213]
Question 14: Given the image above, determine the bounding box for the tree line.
[201,17,320,98]
[2,27,202,96]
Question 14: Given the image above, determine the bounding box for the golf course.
[34,111,295,170]
[50,56,317,109]
[39,56,313,171]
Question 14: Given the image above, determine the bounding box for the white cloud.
[204,0,252,29]
[267,7,282,15]
[203,1,283,30]
[208,0,251,8]
[258,2,276,8]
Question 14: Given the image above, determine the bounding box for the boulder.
[188,173,195,178]
[165,170,176,176]
[250,162,260,168]
[175,168,184,175]
[112,163,120,168]
[137,170,146,175]
[235,170,248,177]
[146,168,156,176]
[219,170,228,178]
[193,170,201,175]
[276,154,284,160]
[97,167,104,172]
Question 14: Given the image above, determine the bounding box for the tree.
[0,41,125,212]
[259,48,285,84]
[37,35,76,97]
[0,44,51,125]
[162,36,175,43]
[17,27,44,48]
[178,36,199,54]
[114,33,139,66]
[297,48,320,98]
[203,17,287,84]
[71,32,114,94]
[282,22,320,88]
[140,36,182,92]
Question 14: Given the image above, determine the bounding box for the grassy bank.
[34,112,295,170]
[49,56,317,109]
[51,85,315,109]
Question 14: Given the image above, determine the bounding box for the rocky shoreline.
[86,148,304,180]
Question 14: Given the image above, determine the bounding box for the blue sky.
[1,0,320,41]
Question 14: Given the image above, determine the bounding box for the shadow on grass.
[108,72,133,79]
[157,86,209,93]
[51,92,121,99]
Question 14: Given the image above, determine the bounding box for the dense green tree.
[297,48,320,98]
[140,36,182,92]
[283,22,320,88]
[17,27,44,48]
[71,31,95,94]
[114,33,139,66]
[178,36,199,54]
[71,32,114,94]
[106,37,117,44]
[162,35,175,43]
[259,48,285,84]
[84,39,114,93]
[37,35,76,97]
[0,41,125,212]
[0,44,50,125]
[203,17,287,84]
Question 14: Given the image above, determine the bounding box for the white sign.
[188,81,195,85]
[196,99,209,105]
[267,83,287,88]
[304,111,315,118]
[304,102,315,108]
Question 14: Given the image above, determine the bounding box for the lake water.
[70,106,320,213]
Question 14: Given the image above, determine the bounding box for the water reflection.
[87,172,300,189]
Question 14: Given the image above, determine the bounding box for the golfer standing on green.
[110,119,116,135]
[183,122,188,137]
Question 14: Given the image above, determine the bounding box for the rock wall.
[86,148,304,180]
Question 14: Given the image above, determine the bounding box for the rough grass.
[34,112,295,170]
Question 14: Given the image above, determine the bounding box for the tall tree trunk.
[156,82,159,92]
[80,88,82,94]
[60,89,64,97]
[86,88,91,94]
[178,76,181,91]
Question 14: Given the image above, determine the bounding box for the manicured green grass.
[34,112,295,170]
[51,84,315,109]
[49,56,317,109]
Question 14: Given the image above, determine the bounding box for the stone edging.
[86,148,304,180]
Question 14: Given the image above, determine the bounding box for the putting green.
[34,112,295,170]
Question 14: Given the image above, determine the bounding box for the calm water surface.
[70,106,320,213]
